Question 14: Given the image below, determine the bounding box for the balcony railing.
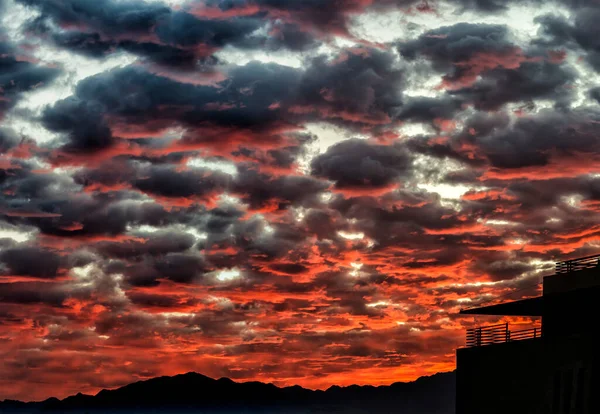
[466,323,542,348]
[555,253,600,274]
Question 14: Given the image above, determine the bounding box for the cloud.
[233,164,328,209]
[17,0,321,69]
[39,47,407,155]
[0,30,60,119]
[42,97,114,152]
[449,58,574,110]
[0,281,67,306]
[41,62,301,152]
[152,252,211,284]
[399,23,517,85]
[408,107,600,170]
[311,139,412,189]
[399,22,574,110]
[0,246,62,278]
[95,231,196,259]
[3,0,600,403]
[468,108,600,169]
[535,7,600,71]
[0,128,20,151]
[295,48,404,127]
[133,165,232,199]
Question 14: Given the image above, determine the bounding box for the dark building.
[456,254,600,414]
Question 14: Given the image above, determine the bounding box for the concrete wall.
[543,335,599,414]
[544,268,600,295]
[456,338,547,414]
[542,285,599,339]
[456,336,598,414]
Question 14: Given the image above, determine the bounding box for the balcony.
[555,253,600,274]
[465,323,542,348]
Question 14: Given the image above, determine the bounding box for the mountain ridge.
[0,370,456,413]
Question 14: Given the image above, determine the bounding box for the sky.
[1,0,600,402]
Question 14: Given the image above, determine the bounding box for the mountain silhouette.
[0,370,455,413]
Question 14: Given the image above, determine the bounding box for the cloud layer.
[1,0,600,402]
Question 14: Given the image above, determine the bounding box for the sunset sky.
[2,0,600,402]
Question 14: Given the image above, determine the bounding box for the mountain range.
[0,370,456,413]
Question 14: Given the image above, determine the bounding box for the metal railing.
[466,323,542,348]
[555,253,600,274]
[509,327,541,341]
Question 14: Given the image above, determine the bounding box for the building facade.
[456,254,600,414]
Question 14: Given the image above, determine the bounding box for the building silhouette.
[456,253,600,414]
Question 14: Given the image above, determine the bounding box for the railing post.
[476,327,481,347]
[534,328,537,339]
[505,323,509,343]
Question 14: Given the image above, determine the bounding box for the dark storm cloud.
[42,97,114,152]
[469,255,538,282]
[53,198,190,237]
[202,204,245,236]
[204,0,540,38]
[0,128,20,151]
[296,48,404,126]
[73,156,326,212]
[325,189,502,252]
[17,0,169,33]
[39,44,412,154]
[67,65,221,118]
[0,164,193,237]
[233,164,328,209]
[133,165,232,198]
[0,33,60,118]
[459,175,600,239]
[95,231,196,259]
[266,145,307,168]
[117,262,161,287]
[238,22,320,52]
[303,208,347,240]
[399,23,515,75]
[311,139,412,189]
[150,252,211,284]
[221,218,311,263]
[269,263,309,274]
[231,133,316,169]
[590,87,600,103]
[468,108,600,169]
[44,62,301,143]
[112,212,314,286]
[155,10,260,48]
[45,30,203,69]
[536,7,600,71]
[396,96,463,124]
[400,22,574,108]
[203,0,375,35]
[120,41,204,69]
[0,246,61,278]
[0,165,79,200]
[447,0,541,11]
[308,269,397,317]
[449,58,574,110]
[408,107,600,169]
[73,159,138,188]
[48,31,114,58]
[17,0,320,68]
[0,282,67,306]
[126,291,182,308]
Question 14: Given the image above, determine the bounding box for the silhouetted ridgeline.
[0,371,455,414]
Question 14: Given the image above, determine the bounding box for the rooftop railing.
[555,253,600,274]
[465,323,542,348]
